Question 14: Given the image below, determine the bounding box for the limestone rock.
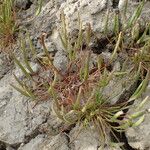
[70,125,121,150]
[126,82,150,150]
[0,53,13,80]
[53,50,68,73]
[1,0,150,149]
[0,73,51,145]
[18,134,70,150]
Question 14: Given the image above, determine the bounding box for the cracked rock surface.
[126,82,150,150]
[0,73,51,145]
[0,0,150,150]
[69,125,121,150]
[18,134,70,150]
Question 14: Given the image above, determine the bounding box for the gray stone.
[0,54,13,80]
[102,61,137,104]
[53,50,68,73]
[18,135,46,150]
[31,1,58,37]
[0,73,52,145]
[29,62,40,73]
[70,125,121,150]
[45,41,57,53]
[14,0,29,9]
[57,0,113,34]
[126,82,150,150]
[70,126,101,150]
[14,61,40,80]
[6,146,15,150]
[18,134,70,150]
[0,0,150,149]
[42,134,70,150]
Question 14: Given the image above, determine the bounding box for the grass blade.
[20,38,34,74]
[13,54,33,80]
[132,115,145,127]
[136,96,149,111]
[35,0,43,16]
[126,0,144,28]
[11,84,30,97]
[129,70,149,101]
[111,32,122,61]
[83,52,90,82]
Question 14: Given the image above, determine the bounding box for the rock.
[0,53,13,80]
[14,0,30,9]
[42,134,70,150]
[119,1,150,30]
[70,126,101,150]
[17,0,150,50]
[0,73,52,145]
[0,0,150,149]
[18,135,46,150]
[126,82,150,150]
[102,145,122,150]
[70,125,121,150]
[6,146,15,150]
[29,62,40,73]
[31,1,58,37]
[18,134,70,150]
[57,0,113,34]
[53,50,68,74]
[14,61,40,79]
[102,60,137,105]
[25,0,150,54]
[45,41,57,53]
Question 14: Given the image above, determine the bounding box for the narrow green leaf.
[113,10,120,35]
[59,33,68,50]
[129,70,149,101]
[20,38,34,74]
[134,62,142,81]
[136,96,149,111]
[35,0,43,16]
[52,103,64,121]
[117,120,131,130]
[83,52,90,82]
[82,89,96,112]
[131,21,140,41]
[122,0,128,19]
[74,86,82,109]
[126,0,144,28]
[85,23,92,46]
[129,111,145,119]
[60,11,68,51]
[27,33,36,57]
[132,115,145,127]
[111,111,124,122]
[13,74,24,87]
[13,54,33,80]
[24,85,36,100]
[114,71,128,76]
[97,55,103,71]
[41,34,63,77]
[104,9,109,35]
[111,32,122,61]
[76,13,83,49]
[48,85,59,109]
[11,84,30,97]
[137,23,150,44]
